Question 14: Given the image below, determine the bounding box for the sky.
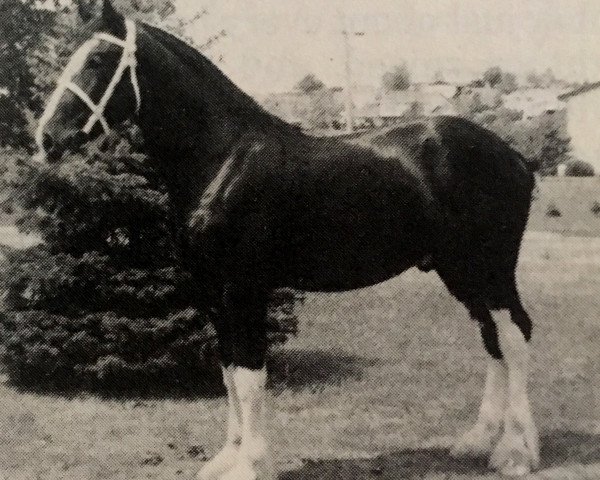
[176,0,600,95]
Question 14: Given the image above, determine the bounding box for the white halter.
[74,19,141,134]
[46,19,141,136]
[34,19,141,162]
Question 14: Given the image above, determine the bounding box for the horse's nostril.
[42,133,54,152]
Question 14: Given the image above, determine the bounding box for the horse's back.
[213,117,535,296]
[275,117,534,296]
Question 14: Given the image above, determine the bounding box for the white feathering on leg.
[221,367,274,480]
[197,365,242,480]
[452,357,507,456]
[490,310,539,476]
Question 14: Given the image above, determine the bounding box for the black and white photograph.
[1,1,600,478]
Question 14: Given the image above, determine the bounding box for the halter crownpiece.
[65,19,141,135]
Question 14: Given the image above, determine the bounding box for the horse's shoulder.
[187,133,277,232]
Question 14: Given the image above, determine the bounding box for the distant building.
[417,82,457,100]
[503,88,565,119]
[356,85,457,126]
[261,90,311,128]
[453,83,501,113]
[340,84,379,111]
[378,90,420,120]
[262,83,457,130]
[559,82,600,172]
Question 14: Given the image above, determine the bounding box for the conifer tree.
[0,136,300,392]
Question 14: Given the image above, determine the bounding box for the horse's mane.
[142,23,297,134]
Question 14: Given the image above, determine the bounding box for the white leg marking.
[197,365,242,480]
[221,367,275,480]
[452,357,507,457]
[489,310,540,476]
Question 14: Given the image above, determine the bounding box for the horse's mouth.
[32,146,65,164]
[45,145,67,163]
[43,132,90,163]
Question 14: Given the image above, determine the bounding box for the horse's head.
[35,0,141,162]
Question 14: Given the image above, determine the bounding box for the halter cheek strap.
[66,19,141,135]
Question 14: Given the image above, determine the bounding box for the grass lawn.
[528,176,600,236]
[2,178,600,479]
[1,231,600,479]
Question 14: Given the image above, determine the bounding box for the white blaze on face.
[35,38,101,156]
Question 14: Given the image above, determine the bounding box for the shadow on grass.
[282,448,489,480]
[2,347,374,401]
[282,430,600,480]
[541,430,600,468]
[2,360,227,401]
[268,347,378,394]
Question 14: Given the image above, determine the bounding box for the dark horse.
[36,1,540,478]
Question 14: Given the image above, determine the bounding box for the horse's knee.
[224,284,270,370]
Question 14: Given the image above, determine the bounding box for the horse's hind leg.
[452,291,539,475]
[489,300,539,476]
[451,303,506,457]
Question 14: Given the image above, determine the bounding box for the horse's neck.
[136,43,253,218]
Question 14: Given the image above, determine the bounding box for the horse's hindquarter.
[275,135,438,291]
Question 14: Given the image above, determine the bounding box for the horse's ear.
[77,0,124,36]
[101,0,121,24]
[77,0,101,22]
[77,0,120,25]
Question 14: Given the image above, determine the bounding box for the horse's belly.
[271,151,438,291]
[285,257,417,292]
[279,219,429,292]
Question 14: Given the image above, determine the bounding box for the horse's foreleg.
[219,284,274,480]
[197,281,246,480]
[198,365,242,480]
[223,366,273,480]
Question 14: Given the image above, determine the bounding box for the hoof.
[219,455,275,480]
[197,445,239,480]
[450,422,501,458]
[490,448,531,477]
[489,429,540,476]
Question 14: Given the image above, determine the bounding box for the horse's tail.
[513,151,540,207]
[519,152,540,174]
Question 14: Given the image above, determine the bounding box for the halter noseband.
[66,19,141,135]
